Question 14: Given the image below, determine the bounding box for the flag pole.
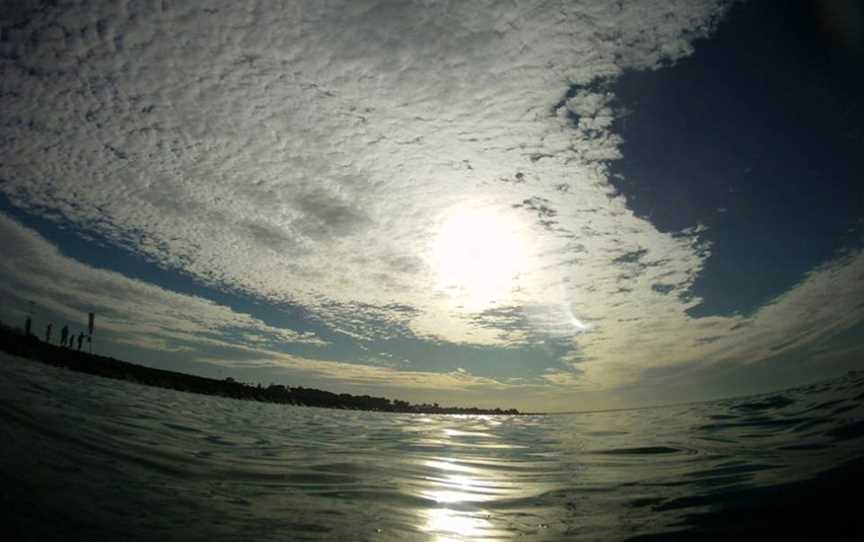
[88,312,95,354]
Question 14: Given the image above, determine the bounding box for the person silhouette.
[45,323,53,343]
[60,325,69,346]
[25,316,32,337]
[77,332,84,351]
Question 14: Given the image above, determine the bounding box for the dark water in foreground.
[1,353,863,541]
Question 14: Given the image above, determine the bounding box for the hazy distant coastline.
[0,323,520,415]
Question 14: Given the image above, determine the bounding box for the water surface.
[1,352,862,541]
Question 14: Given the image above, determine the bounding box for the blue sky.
[609,0,864,318]
[0,0,862,411]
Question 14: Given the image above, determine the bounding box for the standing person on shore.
[45,323,52,344]
[60,325,69,346]
[77,332,84,351]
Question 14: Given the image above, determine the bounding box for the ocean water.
[1,353,863,541]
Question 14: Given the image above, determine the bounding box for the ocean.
[1,352,862,541]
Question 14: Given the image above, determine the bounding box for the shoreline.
[0,325,522,415]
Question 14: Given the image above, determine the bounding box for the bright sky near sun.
[431,204,531,311]
[0,0,862,411]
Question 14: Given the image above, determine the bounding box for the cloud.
[0,213,533,404]
[5,0,860,400]
[0,0,729,322]
[0,213,326,354]
[568,249,864,389]
[3,208,861,410]
[195,352,513,393]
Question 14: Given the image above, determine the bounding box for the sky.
[0,0,862,412]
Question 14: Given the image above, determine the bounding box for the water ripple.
[0,354,862,541]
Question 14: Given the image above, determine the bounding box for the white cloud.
[568,249,864,389]
[3,0,860,398]
[0,0,729,329]
[0,213,533,403]
[196,352,513,393]
[0,214,326,353]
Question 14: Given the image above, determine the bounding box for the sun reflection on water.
[416,423,518,541]
[422,508,494,542]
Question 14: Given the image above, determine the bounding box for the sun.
[430,205,530,311]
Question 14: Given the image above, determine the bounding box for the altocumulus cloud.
[0,214,325,354]
[1,212,529,406]
[1,0,862,399]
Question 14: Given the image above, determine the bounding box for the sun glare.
[431,206,530,311]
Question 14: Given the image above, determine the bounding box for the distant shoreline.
[0,325,521,415]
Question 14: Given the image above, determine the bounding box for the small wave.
[696,417,807,432]
[824,420,864,441]
[590,446,695,455]
[685,462,780,479]
[161,422,202,433]
[707,414,737,420]
[802,399,845,412]
[203,435,237,446]
[281,472,360,485]
[732,394,795,411]
[777,443,831,451]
